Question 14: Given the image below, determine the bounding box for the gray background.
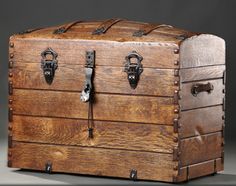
[0,0,235,185]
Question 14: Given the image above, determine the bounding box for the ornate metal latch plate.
[41,48,58,85]
[124,51,143,89]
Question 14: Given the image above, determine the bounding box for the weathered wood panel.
[215,158,224,172]
[12,89,175,124]
[180,65,225,83]
[188,160,215,179]
[180,34,225,68]
[179,106,223,138]
[11,142,176,182]
[12,115,177,153]
[180,132,222,166]
[12,38,179,68]
[180,79,224,110]
[12,62,175,96]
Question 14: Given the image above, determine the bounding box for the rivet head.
[173,137,178,142]
[10,53,14,58]
[222,89,225,93]
[9,72,13,77]
[173,165,178,170]
[174,109,179,113]
[174,81,178,85]
[9,99,13,104]
[8,125,12,130]
[174,49,179,54]
[174,60,179,65]
[10,42,14,48]
[8,151,12,156]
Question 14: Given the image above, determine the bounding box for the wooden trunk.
[8,19,225,183]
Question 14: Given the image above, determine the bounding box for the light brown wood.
[11,38,179,69]
[12,62,176,96]
[12,89,175,124]
[180,132,222,166]
[180,34,225,68]
[12,115,177,153]
[179,106,223,138]
[179,79,224,110]
[180,65,225,83]
[188,160,215,179]
[11,141,177,182]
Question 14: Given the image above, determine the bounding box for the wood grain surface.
[12,115,177,153]
[11,141,177,182]
[180,132,222,166]
[12,89,175,124]
[12,62,176,96]
[179,106,223,138]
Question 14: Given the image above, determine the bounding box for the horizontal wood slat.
[12,89,175,124]
[12,38,179,68]
[12,115,177,153]
[179,79,224,110]
[180,132,222,166]
[12,62,175,96]
[10,142,176,182]
[180,65,225,83]
[179,106,223,138]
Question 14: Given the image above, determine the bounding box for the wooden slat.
[12,62,175,96]
[179,79,224,110]
[12,38,179,68]
[12,89,175,124]
[12,115,177,153]
[11,142,176,182]
[215,158,224,172]
[188,160,215,179]
[180,65,225,83]
[180,132,222,166]
[180,34,225,68]
[179,106,223,138]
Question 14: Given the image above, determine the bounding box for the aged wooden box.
[8,19,226,182]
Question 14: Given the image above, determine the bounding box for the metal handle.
[191,82,214,97]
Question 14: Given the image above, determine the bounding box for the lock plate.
[41,48,58,85]
[124,51,143,89]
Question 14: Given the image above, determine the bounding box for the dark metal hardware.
[130,169,137,181]
[124,51,143,89]
[8,108,13,122]
[223,97,225,111]
[173,147,180,161]
[191,82,214,97]
[53,21,83,34]
[8,135,12,148]
[88,128,93,138]
[223,70,226,85]
[81,51,95,102]
[53,27,66,34]
[174,90,179,104]
[9,61,13,68]
[41,48,58,85]
[9,81,13,95]
[92,27,105,35]
[45,162,52,174]
[17,28,42,35]
[173,118,179,133]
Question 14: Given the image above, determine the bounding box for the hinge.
[8,108,13,122]
[223,70,226,85]
[9,81,13,95]
[9,61,13,68]
[8,135,12,148]
[173,147,180,161]
[45,162,52,174]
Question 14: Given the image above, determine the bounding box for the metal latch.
[80,51,95,102]
[41,48,58,85]
[124,51,143,89]
[191,82,214,97]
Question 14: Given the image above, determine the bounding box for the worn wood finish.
[180,65,225,83]
[12,115,177,153]
[180,79,224,110]
[180,34,225,68]
[12,62,175,96]
[188,160,215,179]
[11,142,177,182]
[215,158,224,172]
[179,106,223,138]
[12,89,175,124]
[11,38,179,69]
[180,132,222,166]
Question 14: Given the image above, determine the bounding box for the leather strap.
[133,24,173,37]
[92,18,123,35]
[53,20,83,34]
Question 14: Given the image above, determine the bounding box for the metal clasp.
[41,48,58,85]
[80,51,95,102]
[124,51,143,89]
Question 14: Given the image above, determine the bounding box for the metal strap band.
[133,24,173,37]
[53,20,83,34]
[92,18,124,35]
